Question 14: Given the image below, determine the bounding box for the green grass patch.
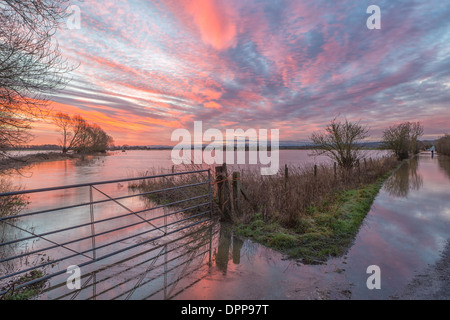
[234,174,390,264]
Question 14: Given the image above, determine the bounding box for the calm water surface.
[1,151,449,299]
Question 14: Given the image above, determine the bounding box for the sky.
[33,0,450,146]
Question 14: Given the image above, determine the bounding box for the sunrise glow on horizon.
[32,0,450,146]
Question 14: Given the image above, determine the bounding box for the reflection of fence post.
[232,172,241,216]
[216,224,232,273]
[232,235,243,265]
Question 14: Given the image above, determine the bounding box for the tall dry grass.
[128,164,212,216]
[235,156,399,227]
[129,157,399,228]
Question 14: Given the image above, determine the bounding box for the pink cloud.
[179,0,238,50]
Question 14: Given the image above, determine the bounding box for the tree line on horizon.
[53,112,114,154]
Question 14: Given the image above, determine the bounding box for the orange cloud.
[181,0,238,50]
[204,101,221,109]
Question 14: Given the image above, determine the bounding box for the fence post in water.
[222,163,232,220]
[314,164,317,177]
[216,164,232,221]
[232,172,241,216]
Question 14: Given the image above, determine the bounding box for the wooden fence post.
[223,163,232,219]
[314,164,317,177]
[216,163,231,221]
[215,165,224,218]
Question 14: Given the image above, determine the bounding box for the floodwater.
[1,150,449,300]
[170,153,450,300]
[338,152,450,299]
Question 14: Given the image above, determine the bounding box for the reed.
[236,156,399,228]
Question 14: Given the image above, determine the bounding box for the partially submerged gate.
[0,169,214,299]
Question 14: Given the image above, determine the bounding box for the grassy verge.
[234,172,392,264]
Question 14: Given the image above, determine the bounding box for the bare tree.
[0,0,74,157]
[66,114,87,152]
[53,113,91,153]
[53,112,72,153]
[409,122,424,155]
[84,124,114,153]
[310,118,370,170]
[382,122,424,160]
[53,112,113,153]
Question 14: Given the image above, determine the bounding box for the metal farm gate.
[0,169,214,299]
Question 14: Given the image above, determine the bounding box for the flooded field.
[1,151,449,299]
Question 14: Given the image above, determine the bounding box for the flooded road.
[1,151,449,299]
[331,152,450,299]
[171,152,450,300]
